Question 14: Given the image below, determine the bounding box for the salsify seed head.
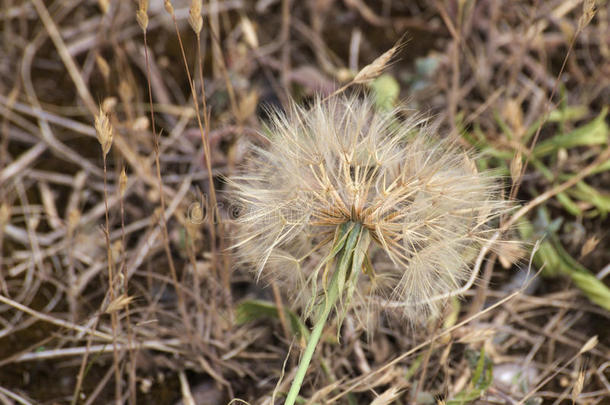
[230,95,510,323]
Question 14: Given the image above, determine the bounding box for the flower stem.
[284,272,339,405]
[284,222,362,405]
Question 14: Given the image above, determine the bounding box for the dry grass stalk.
[572,370,585,402]
[117,165,136,405]
[138,0,194,342]
[1,202,13,293]
[165,0,233,313]
[509,1,597,202]
[94,104,122,404]
[517,334,599,405]
[326,264,541,402]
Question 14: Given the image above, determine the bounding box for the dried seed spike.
[139,0,148,13]
[578,0,596,31]
[164,0,175,15]
[510,152,523,185]
[353,34,407,84]
[94,106,114,157]
[102,97,117,113]
[353,48,396,84]
[579,335,598,354]
[572,370,585,402]
[241,16,259,48]
[119,167,128,197]
[105,294,135,313]
[136,0,149,31]
[188,0,203,34]
[580,235,599,257]
[370,387,403,405]
[98,0,109,13]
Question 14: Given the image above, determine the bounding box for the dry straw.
[230,95,510,403]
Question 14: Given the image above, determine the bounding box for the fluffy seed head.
[230,96,509,323]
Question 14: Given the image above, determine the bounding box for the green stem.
[284,222,362,405]
[284,270,340,405]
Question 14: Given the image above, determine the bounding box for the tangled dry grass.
[0,1,609,404]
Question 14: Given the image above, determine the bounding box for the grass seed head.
[95,106,114,158]
[230,95,510,323]
[164,0,175,15]
[136,0,149,31]
[188,0,203,34]
[119,167,128,197]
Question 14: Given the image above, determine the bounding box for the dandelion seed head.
[230,96,510,323]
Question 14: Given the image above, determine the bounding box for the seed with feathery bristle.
[230,95,510,323]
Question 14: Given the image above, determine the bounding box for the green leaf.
[404,353,424,381]
[533,108,608,158]
[517,215,562,277]
[370,74,400,111]
[555,192,583,216]
[341,228,371,328]
[519,208,610,310]
[493,111,514,140]
[235,300,310,340]
[548,105,589,122]
[447,347,493,405]
[590,158,610,175]
[567,181,610,217]
[569,272,610,311]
